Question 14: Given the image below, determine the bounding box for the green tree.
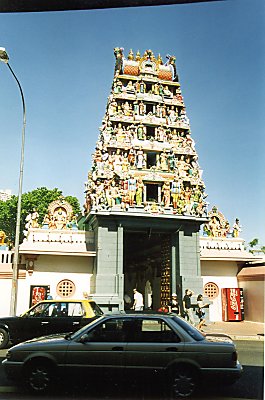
[249,238,259,248]
[0,187,81,246]
[248,238,265,255]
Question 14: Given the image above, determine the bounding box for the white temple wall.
[0,279,12,317]
[16,270,92,314]
[1,255,95,316]
[202,275,239,322]
[32,254,93,274]
[201,260,239,276]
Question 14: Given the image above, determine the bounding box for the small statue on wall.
[232,218,242,238]
[24,209,39,235]
[114,47,124,76]
[0,230,6,245]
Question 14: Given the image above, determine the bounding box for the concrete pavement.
[203,320,264,341]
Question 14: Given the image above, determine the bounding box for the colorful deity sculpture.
[84,48,207,218]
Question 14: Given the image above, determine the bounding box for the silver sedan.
[2,313,242,398]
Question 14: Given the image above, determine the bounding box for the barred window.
[204,282,219,300]
[56,279,75,298]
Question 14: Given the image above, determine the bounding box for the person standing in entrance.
[168,293,180,315]
[182,289,195,326]
[132,288,144,311]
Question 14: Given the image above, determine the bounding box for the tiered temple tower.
[83,48,208,312]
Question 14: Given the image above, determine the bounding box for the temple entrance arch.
[123,230,168,311]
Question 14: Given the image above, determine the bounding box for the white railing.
[0,250,13,264]
[200,236,245,251]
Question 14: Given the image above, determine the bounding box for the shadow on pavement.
[0,365,263,400]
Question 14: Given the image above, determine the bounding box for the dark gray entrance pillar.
[89,217,124,312]
[171,225,203,310]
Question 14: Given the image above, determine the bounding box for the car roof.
[104,312,175,319]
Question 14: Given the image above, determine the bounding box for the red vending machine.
[29,285,50,307]
[221,288,244,321]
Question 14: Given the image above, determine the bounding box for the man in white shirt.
[132,288,144,311]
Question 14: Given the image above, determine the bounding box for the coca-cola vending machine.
[29,285,50,307]
[221,288,244,321]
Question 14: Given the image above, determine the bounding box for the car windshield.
[67,316,105,340]
[172,316,205,341]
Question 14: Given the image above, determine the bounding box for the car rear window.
[172,316,205,341]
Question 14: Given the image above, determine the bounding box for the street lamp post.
[0,47,26,316]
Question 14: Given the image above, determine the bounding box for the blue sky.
[0,0,264,245]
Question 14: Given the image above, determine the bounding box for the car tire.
[170,365,198,398]
[0,328,9,349]
[25,360,54,393]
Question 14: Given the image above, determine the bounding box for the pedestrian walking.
[132,288,144,311]
[182,289,195,326]
[196,294,209,331]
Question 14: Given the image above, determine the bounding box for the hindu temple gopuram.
[83,48,208,311]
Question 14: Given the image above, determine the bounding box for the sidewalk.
[203,320,264,340]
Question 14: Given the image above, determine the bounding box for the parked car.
[0,299,103,349]
[2,313,242,398]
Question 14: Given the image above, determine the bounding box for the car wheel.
[170,366,197,398]
[26,361,54,393]
[0,329,9,349]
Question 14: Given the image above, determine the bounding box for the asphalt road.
[0,340,263,399]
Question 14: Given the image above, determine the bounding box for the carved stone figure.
[136,148,144,169]
[85,48,207,218]
[162,181,171,208]
[114,47,124,75]
[25,209,39,232]
[136,178,144,206]
[171,177,181,209]
[128,175,137,206]
[232,219,241,238]
[0,231,6,245]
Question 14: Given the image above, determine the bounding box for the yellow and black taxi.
[0,299,103,349]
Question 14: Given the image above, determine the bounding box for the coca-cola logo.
[229,289,238,311]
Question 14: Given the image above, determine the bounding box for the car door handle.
[41,321,49,325]
[112,347,124,351]
[73,322,80,325]
[166,347,178,352]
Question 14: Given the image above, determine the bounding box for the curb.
[204,331,264,342]
[228,335,264,341]
[204,333,264,341]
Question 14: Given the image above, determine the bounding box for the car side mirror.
[79,334,90,344]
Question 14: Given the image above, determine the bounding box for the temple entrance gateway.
[87,213,205,313]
